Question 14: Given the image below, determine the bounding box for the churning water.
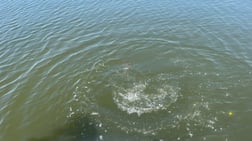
[1,0,252,141]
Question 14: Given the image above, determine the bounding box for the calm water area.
[1,0,252,141]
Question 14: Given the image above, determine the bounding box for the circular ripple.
[68,64,219,137]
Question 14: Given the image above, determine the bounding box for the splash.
[67,65,222,140]
[113,78,179,116]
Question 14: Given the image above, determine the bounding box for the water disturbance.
[1,0,252,141]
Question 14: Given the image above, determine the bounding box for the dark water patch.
[28,114,98,141]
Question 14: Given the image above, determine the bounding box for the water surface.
[1,0,252,141]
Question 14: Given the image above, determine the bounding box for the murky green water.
[1,0,252,141]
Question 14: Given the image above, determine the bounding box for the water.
[1,0,252,140]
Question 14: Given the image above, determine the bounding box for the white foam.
[113,82,179,116]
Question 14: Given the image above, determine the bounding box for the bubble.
[90,112,99,116]
[99,135,103,140]
[188,132,193,137]
[99,123,102,127]
[228,112,233,116]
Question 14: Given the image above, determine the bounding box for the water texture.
[1,0,252,141]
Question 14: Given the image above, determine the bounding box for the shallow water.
[1,0,252,141]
